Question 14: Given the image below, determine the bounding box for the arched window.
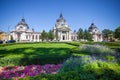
[32,35,34,39]
[36,35,37,39]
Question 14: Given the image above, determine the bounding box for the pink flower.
[0,64,62,79]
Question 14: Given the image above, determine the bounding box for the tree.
[84,29,92,41]
[77,28,84,40]
[102,29,114,41]
[41,30,48,41]
[55,29,59,41]
[10,35,13,40]
[115,26,120,40]
[48,30,54,41]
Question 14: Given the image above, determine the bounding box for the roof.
[89,23,98,30]
[57,13,66,22]
[16,18,29,29]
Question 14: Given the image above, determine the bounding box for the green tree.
[77,28,84,40]
[102,29,114,41]
[41,30,48,41]
[55,29,58,41]
[10,35,13,40]
[84,29,92,41]
[115,26,120,40]
[48,30,54,41]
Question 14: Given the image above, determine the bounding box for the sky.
[0,0,120,33]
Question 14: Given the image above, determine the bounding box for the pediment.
[58,27,71,31]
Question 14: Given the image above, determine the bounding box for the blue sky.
[0,0,120,32]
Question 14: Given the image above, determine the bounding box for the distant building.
[10,18,41,42]
[88,23,103,42]
[0,31,3,40]
[0,31,9,41]
[71,30,78,41]
[53,13,78,41]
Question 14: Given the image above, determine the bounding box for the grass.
[1,42,120,66]
[0,42,76,66]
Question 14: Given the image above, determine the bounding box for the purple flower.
[0,64,62,79]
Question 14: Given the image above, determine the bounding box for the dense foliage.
[41,30,48,41]
[102,29,114,41]
[48,30,54,41]
[77,28,92,41]
[14,56,120,80]
[58,56,120,80]
[115,26,120,40]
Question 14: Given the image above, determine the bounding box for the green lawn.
[0,42,120,66]
[0,42,77,66]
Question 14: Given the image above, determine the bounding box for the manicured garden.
[0,42,120,80]
[0,42,75,66]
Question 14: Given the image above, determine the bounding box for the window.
[32,35,34,39]
[19,26,23,30]
[36,35,37,39]
[26,35,28,39]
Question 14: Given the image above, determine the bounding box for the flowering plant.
[0,64,61,79]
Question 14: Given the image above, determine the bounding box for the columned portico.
[53,13,73,41]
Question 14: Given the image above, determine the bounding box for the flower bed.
[0,64,61,79]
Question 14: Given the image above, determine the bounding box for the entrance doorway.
[63,35,65,40]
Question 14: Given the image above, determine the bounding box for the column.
[67,31,68,40]
[61,31,62,41]
[66,32,67,40]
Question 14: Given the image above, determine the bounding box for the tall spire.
[21,16,25,22]
[91,19,94,25]
[21,13,25,22]
[60,12,63,18]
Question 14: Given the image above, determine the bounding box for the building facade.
[0,31,9,41]
[88,23,103,42]
[53,13,78,41]
[10,18,41,42]
[9,14,103,42]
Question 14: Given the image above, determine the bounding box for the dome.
[89,23,97,30]
[17,18,29,29]
[57,13,66,22]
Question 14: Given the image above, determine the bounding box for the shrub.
[58,56,120,80]
[18,56,120,80]
[78,44,117,62]
[16,71,81,80]
[58,56,92,73]
[79,44,116,55]
[83,61,120,80]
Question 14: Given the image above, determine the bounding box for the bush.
[78,44,117,62]
[79,44,116,55]
[0,55,69,66]
[58,56,120,80]
[16,71,81,80]
[83,61,120,80]
[17,56,120,80]
[58,56,92,73]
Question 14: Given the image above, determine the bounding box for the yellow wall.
[0,32,9,41]
[0,32,3,40]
